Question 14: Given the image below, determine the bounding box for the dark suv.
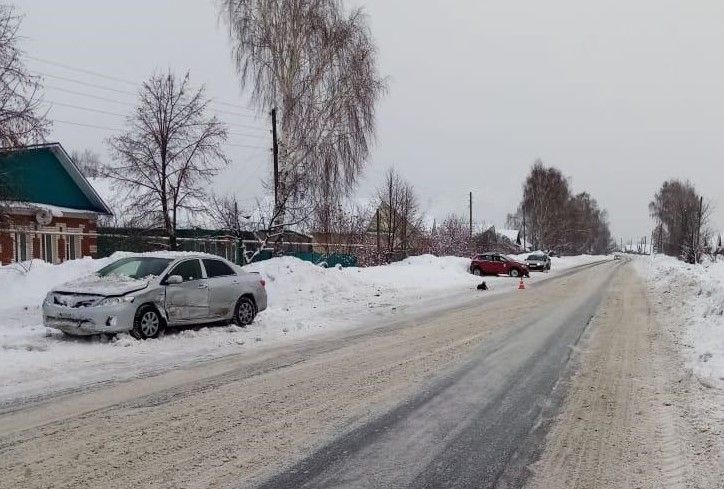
[470,253,530,278]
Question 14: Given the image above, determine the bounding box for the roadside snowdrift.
[0,253,608,403]
[636,255,724,390]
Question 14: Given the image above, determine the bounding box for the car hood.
[53,275,150,297]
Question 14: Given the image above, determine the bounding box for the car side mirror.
[166,275,183,285]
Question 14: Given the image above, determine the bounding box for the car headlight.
[96,296,135,307]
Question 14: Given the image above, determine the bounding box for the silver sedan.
[42,254,267,339]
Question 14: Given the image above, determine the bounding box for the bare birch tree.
[219,0,386,222]
[0,5,49,146]
[649,179,710,263]
[106,72,229,249]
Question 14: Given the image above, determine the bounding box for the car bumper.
[527,264,546,270]
[42,302,136,335]
[256,291,268,313]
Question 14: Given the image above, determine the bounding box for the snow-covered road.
[0,258,619,489]
[0,253,607,405]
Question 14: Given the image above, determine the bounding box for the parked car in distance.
[614,252,623,260]
[525,253,551,271]
[470,253,530,278]
[43,254,267,339]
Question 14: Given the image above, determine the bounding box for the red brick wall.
[0,233,12,264]
[0,212,100,265]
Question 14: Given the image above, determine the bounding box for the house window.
[14,233,28,262]
[43,234,54,263]
[66,235,77,261]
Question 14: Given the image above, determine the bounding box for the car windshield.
[97,257,173,280]
[527,255,545,261]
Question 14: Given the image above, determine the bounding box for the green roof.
[0,143,112,215]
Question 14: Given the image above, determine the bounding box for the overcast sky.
[16,0,724,242]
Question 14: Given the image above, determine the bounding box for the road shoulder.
[526,262,721,488]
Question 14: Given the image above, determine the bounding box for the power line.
[29,56,259,113]
[41,72,134,96]
[46,85,130,106]
[53,119,118,131]
[46,100,126,118]
[52,119,270,149]
[43,98,268,135]
[40,72,262,122]
[29,55,138,87]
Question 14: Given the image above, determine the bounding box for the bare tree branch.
[0,5,49,147]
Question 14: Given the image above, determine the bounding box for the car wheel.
[233,296,257,327]
[132,305,163,340]
[509,268,520,278]
[472,268,482,276]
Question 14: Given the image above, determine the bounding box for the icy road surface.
[0,259,719,488]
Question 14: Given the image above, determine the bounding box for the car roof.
[111,252,231,262]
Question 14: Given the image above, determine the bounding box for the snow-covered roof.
[497,228,520,243]
[0,200,100,217]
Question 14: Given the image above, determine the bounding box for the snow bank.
[2,257,113,306]
[635,255,724,390]
[0,253,609,403]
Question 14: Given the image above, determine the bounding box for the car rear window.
[203,259,236,278]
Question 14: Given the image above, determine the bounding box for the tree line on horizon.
[506,160,613,255]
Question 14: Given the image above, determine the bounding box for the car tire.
[472,268,482,276]
[509,268,520,278]
[233,296,257,327]
[131,305,164,340]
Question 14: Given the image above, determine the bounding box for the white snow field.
[636,255,724,390]
[0,253,607,404]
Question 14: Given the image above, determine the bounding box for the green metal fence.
[97,229,359,268]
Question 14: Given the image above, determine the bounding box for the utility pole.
[271,108,280,209]
[469,192,473,238]
[522,204,526,251]
[376,208,381,262]
[658,226,663,254]
[696,195,703,263]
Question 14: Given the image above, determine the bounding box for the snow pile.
[1,257,113,306]
[636,255,724,389]
[0,253,608,403]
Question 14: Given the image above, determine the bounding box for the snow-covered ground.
[635,255,724,390]
[0,253,608,404]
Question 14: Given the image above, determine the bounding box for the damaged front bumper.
[42,302,136,336]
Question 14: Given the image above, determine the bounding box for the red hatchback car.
[470,253,530,278]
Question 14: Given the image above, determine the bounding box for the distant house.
[497,228,530,251]
[474,226,529,253]
[366,201,423,255]
[0,143,112,265]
